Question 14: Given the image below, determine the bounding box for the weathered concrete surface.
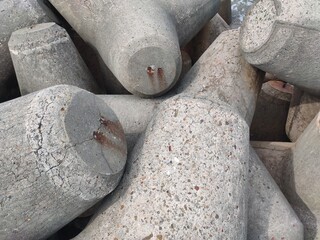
[176,29,264,124]
[74,28,265,240]
[75,97,249,240]
[0,0,50,98]
[251,141,294,191]
[252,128,320,240]
[248,147,303,239]
[286,88,320,142]
[240,0,320,96]
[49,0,220,97]
[250,81,292,141]
[8,23,99,95]
[284,112,320,239]
[185,14,230,63]
[0,85,127,240]
[99,95,161,152]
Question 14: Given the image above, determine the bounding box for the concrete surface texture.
[0,0,50,98]
[75,96,249,240]
[185,14,230,63]
[284,111,320,239]
[98,94,162,152]
[48,0,220,97]
[176,29,263,124]
[8,22,99,95]
[286,88,320,142]
[248,147,303,239]
[0,85,127,240]
[240,0,320,96]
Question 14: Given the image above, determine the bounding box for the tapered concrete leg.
[248,147,303,240]
[0,0,50,98]
[74,27,264,240]
[251,141,294,190]
[8,23,99,95]
[240,0,320,96]
[177,29,264,124]
[49,0,220,97]
[186,14,230,63]
[99,95,161,151]
[286,88,320,142]
[75,97,249,240]
[0,85,127,240]
[284,112,320,239]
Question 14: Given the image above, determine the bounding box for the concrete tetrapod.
[75,29,261,239]
[97,93,304,239]
[8,23,99,95]
[0,85,127,240]
[76,97,249,239]
[0,0,50,98]
[240,0,320,96]
[286,88,320,142]
[248,147,303,240]
[48,0,220,97]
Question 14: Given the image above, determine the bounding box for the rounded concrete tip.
[9,22,67,52]
[240,0,277,53]
[64,88,127,176]
[120,36,182,98]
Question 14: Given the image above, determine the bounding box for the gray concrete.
[248,147,303,239]
[75,97,249,240]
[99,95,161,152]
[252,122,320,240]
[240,0,320,96]
[250,81,292,141]
[284,112,320,239]
[8,23,99,95]
[0,85,127,240]
[74,29,263,240]
[251,141,294,191]
[286,88,320,142]
[176,29,264,124]
[0,0,51,98]
[186,14,230,63]
[48,0,220,97]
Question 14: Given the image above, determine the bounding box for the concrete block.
[286,88,320,142]
[240,0,320,96]
[74,28,264,240]
[48,0,220,97]
[99,95,161,152]
[250,80,292,141]
[251,141,294,191]
[284,112,320,239]
[185,14,230,63]
[75,97,250,240]
[252,112,320,240]
[176,29,264,124]
[0,85,127,240]
[0,0,50,98]
[8,23,99,95]
[248,147,303,239]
